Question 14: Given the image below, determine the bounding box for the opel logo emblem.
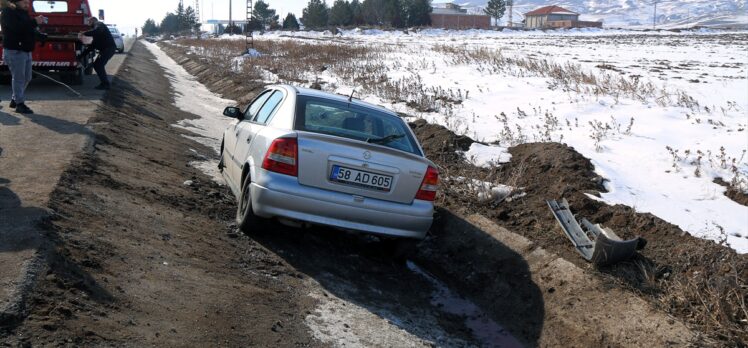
[363,151,371,160]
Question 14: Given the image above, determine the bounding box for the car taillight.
[262,138,298,177]
[415,166,439,201]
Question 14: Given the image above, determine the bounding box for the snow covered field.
[211,29,748,253]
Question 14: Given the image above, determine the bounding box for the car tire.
[236,174,261,232]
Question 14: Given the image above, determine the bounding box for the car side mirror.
[223,106,242,119]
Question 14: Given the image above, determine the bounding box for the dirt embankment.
[160,45,265,106]
[410,120,747,346]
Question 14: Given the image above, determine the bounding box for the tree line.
[301,0,432,29]
[144,0,476,35]
[142,1,201,35]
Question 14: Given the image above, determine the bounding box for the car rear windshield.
[295,96,422,156]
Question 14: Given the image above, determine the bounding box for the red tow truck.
[0,0,95,85]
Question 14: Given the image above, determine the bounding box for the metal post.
[229,0,233,35]
[195,0,200,23]
[246,0,253,50]
[653,0,657,29]
[508,0,513,28]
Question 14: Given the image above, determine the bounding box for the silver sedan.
[107,26,125,53]
[220,85,438,242]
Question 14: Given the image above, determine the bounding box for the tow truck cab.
[0,0,96,85]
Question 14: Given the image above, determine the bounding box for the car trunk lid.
[296,132,431,204]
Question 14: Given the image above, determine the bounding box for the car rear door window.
[252,91,284,124]
[244,90,273,120]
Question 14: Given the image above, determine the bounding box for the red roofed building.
[524,5,602,29]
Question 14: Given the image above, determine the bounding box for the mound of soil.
[491,144,747,346]
[409,119,473,165]
[715,178,748,206]
[406,123,748,345]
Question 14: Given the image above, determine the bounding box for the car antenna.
[348,89,355,103]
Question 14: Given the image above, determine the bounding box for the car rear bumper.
[250,173,433,239]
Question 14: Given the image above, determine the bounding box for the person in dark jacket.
[80,17,116,90]
[1,0,47,114]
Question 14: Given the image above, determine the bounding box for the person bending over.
[80,17,116,90]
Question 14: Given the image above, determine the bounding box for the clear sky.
[88,0,309,36]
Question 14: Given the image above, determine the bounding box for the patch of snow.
[245,48,262,57]
[143,41,235,183]
[461,142,512,167]
[452,177,520,203]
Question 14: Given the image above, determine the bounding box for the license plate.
[330,165,393,192]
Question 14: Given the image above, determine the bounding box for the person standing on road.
[1,0,47,114]
[79,17,116,90]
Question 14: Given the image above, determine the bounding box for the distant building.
[430,2,491,30]
[524,5,602,29]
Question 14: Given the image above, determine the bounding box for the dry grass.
[433,44,701,110]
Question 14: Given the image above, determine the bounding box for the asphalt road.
[0,39,134,321]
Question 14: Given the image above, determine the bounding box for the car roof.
[275,85,398,117]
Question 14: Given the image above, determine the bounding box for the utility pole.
[653,0,657,29]
[508,0,513,28]
[229,0,233,35]
[246,0,253,50]
[195,0,200,23]
[179,0,185,30]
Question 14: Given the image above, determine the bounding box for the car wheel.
[236,174,260,232]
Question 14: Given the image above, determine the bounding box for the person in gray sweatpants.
[1,0,46,114]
